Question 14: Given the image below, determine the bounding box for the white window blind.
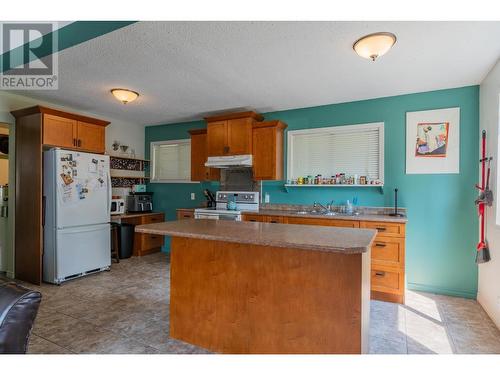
[287,122,384,181]
[150,139,191,183]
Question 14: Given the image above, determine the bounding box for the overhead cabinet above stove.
[205,111,263,157]
[189,111,287,181]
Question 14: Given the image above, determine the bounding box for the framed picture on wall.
[405,107,460,174]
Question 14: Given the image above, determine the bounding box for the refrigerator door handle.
[42,196,46,227]
[58,223,110,235]
[107,172,112,214]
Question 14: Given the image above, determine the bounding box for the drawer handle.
[375,243,386,247]
[375,271,386,277]
[270,220,278,223]
[183,215,191,218]
[375,227,387,231]
[249,219,257,222]
[150,235,159,239]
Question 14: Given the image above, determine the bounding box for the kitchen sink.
[294,210,337,216]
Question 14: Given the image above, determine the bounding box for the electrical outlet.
[190,193,195,200]
[264,193,270,203]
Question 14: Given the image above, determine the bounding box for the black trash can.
[118,223,134,259]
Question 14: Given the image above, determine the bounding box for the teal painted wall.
[145,85,479,299]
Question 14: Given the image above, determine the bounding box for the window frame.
[150,138,198,184]
[286,122,385,183]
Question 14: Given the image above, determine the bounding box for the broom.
[476,130,491,264]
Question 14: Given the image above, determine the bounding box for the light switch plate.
[190,193,195,200]
[264,193,270,203]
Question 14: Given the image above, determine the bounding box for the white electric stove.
[194,191,259,221]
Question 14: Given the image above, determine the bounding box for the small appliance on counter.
[194,191,259,221]
[110,197,125,215]
[126,192,153,213]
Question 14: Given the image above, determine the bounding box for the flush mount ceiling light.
[353,32,397,61]
[111,88,139,104]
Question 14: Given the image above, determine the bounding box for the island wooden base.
[170,236,370,354]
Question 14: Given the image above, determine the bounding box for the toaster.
[126,192,153,213]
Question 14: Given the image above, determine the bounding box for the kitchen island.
[136,219,376,354]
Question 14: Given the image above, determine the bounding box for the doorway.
[0,123,13,278]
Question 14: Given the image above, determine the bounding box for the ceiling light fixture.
[111,88,139,104]
[353,32,397,61]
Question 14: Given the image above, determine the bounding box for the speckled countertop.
[175,205,407,223]
[135,219,376,254]
[245,209,408,223]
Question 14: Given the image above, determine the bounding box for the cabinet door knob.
[375,271,386,277]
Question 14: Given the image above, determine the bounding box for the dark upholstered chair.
[0,282,42,354]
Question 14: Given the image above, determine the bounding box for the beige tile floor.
[17,252,500,354]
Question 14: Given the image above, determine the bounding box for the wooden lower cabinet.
[243,213,406,304]
[177,209,195,220]
[121,213,165,256]
[285,216,360,228]
[242,214,285,223]
[242,213,266,222]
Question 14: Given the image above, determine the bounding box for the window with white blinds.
[150,139,192,183]
[287,122,384,182]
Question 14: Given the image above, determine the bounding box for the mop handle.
[481,130,486,190]
[479,130,486,247]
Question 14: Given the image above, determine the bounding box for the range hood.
[205,154,252,168]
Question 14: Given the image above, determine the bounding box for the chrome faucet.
[313,201,329,213]
[326,200,335,212]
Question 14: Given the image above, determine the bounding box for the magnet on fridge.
[60,173,73,185]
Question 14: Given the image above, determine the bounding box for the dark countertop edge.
[135,224,376,255]
[242,210,408,223]
[111,212,164,219]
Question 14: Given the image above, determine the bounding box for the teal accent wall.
[145,85,479,299]
[145,121,219,251]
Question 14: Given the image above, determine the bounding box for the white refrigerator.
[43,149,111,284]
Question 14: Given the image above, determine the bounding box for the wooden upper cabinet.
[226,117,253,155]
[14,106,110,154]
[189,129,219,181]
[205,111,263,157]
[206,121,227,156]
[43,114,77,148]
[252,120,287,180]
[76,121,105,153]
